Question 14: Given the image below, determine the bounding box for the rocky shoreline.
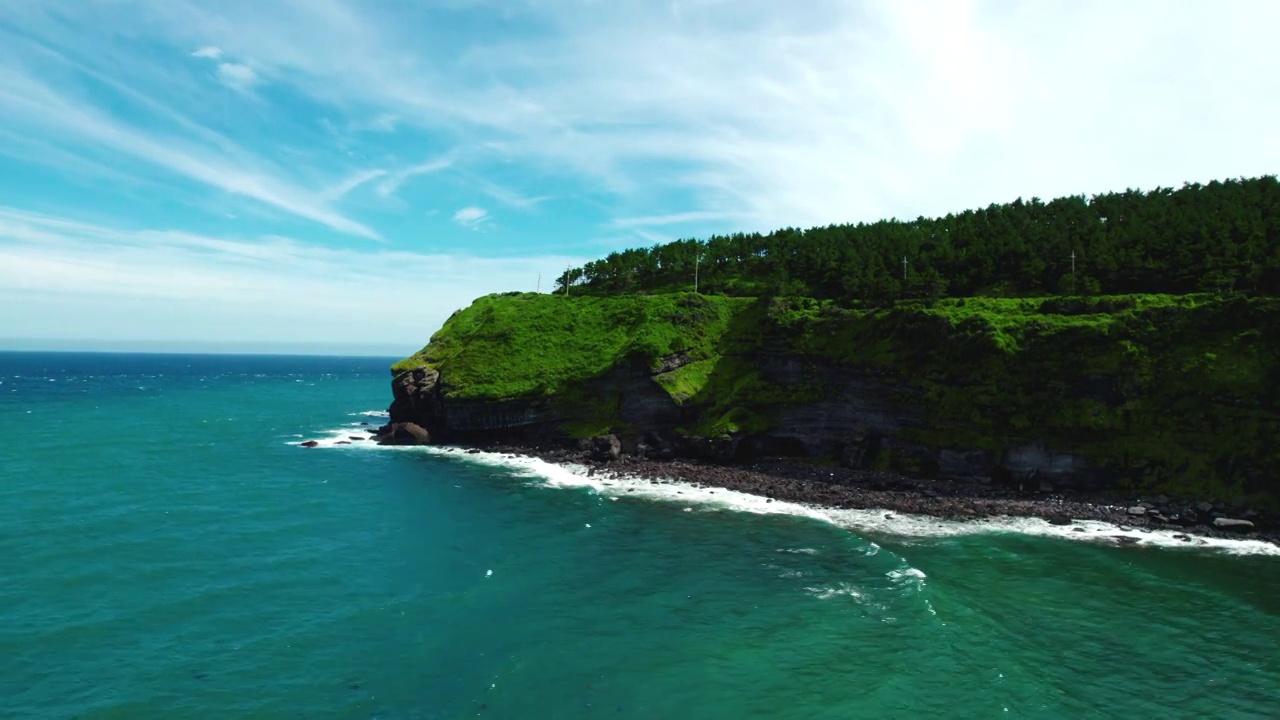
[362,423,1277,547]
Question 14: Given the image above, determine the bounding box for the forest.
[557,176,1280,302]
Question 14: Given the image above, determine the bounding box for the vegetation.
[558,176,1280,301]
[396,292,753,399]
[764,294,1280,500]
[396,175,1280,504]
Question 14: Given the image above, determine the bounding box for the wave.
[300,430,1280,557]
[292,427,380,448]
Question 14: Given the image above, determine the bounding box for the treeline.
[558,176,1280,301]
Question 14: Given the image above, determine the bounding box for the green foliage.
[764,294,1280,501]
[394,290,1280,502]
[564,176,1280,302]
[696,406,769,437]
[394,173,1280,503]
[400,292,753,400]
[652,358,716,404]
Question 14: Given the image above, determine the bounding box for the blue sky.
[1,1,1278,355]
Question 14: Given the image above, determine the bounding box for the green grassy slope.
[394,291,755,399]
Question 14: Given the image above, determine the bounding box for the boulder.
[643,432,677,460]
[1045,513,1072,526]
[579,434,622,462]
[1196,501,1214,513]
[376,422,432,446]
[1126,506,1147,516]
[1212,517,1255,532]
[300,440,319,448]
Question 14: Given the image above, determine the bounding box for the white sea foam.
[886,567,927,592]
[804,582,867,602]
[350,410,390,418]
[300,432,1280,557]
[292,426,378,448]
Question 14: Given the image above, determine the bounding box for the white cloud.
[0,62,379,239]
[469,176,551,210]
[216,62,258,92]
[613,211,735,228]
[322,168,387,201]
[93,0,1279,233]
[0,206,582,346]
[375,156,453,197]
[190,43,262,93]
[361,113,400,132]
[452,206,489,228]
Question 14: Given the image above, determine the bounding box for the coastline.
[463,440,1279,548]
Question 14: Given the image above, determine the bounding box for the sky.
[1,0,1278,355]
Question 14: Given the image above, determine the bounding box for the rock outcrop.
[384,291,1280,513]
[374,422,432,446]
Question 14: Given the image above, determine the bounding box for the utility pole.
[694,251,700,294]
[902,256,908,280]
[1071,250,1076,275]
[536,273,541,293]
[564,264,570,296]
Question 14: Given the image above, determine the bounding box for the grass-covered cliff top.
[396,290,1263,405]
[393,292,755,399]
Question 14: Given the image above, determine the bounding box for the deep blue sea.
[2,352,1278,719]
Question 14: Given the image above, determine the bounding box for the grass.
[394,291,754,400]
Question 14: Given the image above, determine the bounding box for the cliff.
[387,291,1280,507]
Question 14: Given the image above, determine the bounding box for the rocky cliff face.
[389,348,1113,492]
[386,292,1280,505]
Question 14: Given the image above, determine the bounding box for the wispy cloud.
[452,206,489,229]
[470,176,551,210]
[94,0,1279,232]
[0,58,378,238]
[360,113,400,133]
[216,62,259,92]
[613,211,736,228]
[0,206,583,345]
[375,157,453,197]
[322,169,388,201]
[1,0,1278,349]
[191,44,261,93]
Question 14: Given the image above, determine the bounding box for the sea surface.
[2,351,1278,719]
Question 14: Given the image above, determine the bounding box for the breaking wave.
[300,430,1280,557]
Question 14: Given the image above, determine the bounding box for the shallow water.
[3,352,1277,719]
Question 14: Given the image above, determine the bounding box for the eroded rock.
[376,422,432,446]
[580,434,622,462]
[1213,517,1255,532]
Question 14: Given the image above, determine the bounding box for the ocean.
[2,351,1278,719]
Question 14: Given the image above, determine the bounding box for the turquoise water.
[2,352,1278,719]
